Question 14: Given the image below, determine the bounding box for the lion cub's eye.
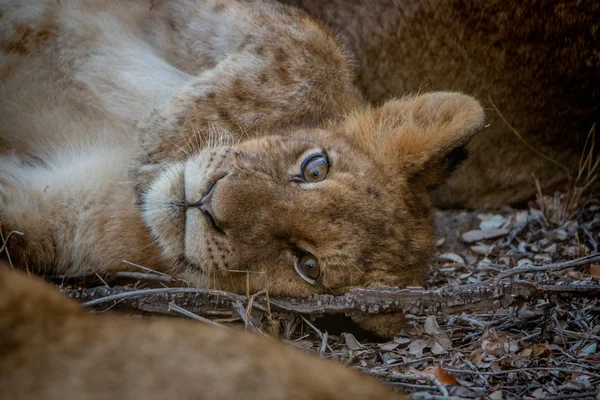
[294,252,321,285]
[301,154,329,182]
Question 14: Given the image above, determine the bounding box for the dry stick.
[544,392,600,400]
[246,289,266,320]
[243,289,266,333]
[111,271,175,284]
[232,300,261,333]
[68,280,600,319]
[80,287,248,308]
[410,394,464,400]
[0,230,24,261]
[371,357,435,370]
[442,367,600,379]
[121,260,170,276]
[562,330,600,342]
[494,253,600,280]
[168,302,227,329]
[300,316,328,356]
[390,383,437,391]
[365,370,449,397]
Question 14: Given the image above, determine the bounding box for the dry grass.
[535,124,598,226]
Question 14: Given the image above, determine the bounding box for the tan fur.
[0,266,407,400]
[280,0,599,208]
[0,0,484,336]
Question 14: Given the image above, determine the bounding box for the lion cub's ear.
[349,92,485,187]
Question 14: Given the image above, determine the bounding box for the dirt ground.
[293,197,600,399]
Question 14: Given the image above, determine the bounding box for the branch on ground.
[62,279,600,321]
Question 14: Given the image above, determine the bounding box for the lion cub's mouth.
[187,179,225,235]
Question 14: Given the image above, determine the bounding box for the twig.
[0,230,24,257]
[365,370,449,397]
[562,330,600,342]
[389,383,437,391]
[495,253,600,279]
[464,359,489,387]
[167,302,226,329]
[579,226,598,253]
[442,366,600,379]
[95,273,110,288]
[64,280,600,319]
[544,393,600,400]
[232,300,261,333]
[246,289,266,322]
[242,290,266,333]
[371,357,435,370]
[300,316,328,356]
[410,393,465,400]
[80,287,247,308]
[121,260,170,276]
[111,271,176,284]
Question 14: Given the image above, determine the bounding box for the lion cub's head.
[137,92,484,297]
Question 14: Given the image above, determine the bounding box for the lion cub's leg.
[0,156,55,269]
[0,150,165,275]
[132,0,361,189]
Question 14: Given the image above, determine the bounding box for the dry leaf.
[288,340,314,351]
[533,254,552,262]
[470,244,490,255]
[479,215,507,231]
[420,365,458,385]
[436,334,453,351]
[462,230,485,243]
[424,315,441,335]
[430,342,446,355]
[589,263,600,277]
[578,343,597,356]
[530,388,546,399]
[520,348,533,357]
[565,270,584,280]
[408,339,428,358]
[517,258,533,267]
[438,253,465,264]
[343,333,363,351]
[482,339,503,356]
[515,210,528,224]
[483,228,510,239]
[448,385,478,398]
[505,340,520,353]
[394,337,411,345]
[377,341,400,351]
[559,375,592,391]
[469,348,485,367]
[531,343,553,358]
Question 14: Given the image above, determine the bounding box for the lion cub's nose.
[187,183,223,234]
[197,191,214,216]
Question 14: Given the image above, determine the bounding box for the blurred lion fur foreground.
[0,267,407,400]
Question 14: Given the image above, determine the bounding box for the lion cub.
[0,0,484,336]
[0,267,406,400]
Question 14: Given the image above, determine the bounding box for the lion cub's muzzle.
[186,174,227,235]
